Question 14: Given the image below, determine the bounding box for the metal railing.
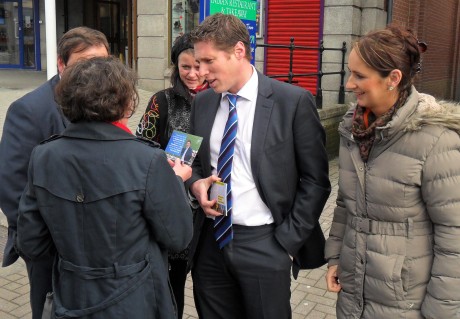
[257,38,347,108]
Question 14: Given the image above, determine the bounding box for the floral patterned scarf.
[352,91,408,162]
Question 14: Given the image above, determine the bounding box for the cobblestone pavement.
[0,69,339,319]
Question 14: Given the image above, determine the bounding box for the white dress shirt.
[209,67,273,226]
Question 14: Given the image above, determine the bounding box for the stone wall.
[318,104,348,159]
[136,0,169,93]
[322,0,387,107]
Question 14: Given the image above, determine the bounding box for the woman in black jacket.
[17,56,193,319]
[136,33,208,318]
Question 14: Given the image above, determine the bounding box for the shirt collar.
[223,65,258,103]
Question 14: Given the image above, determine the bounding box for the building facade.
[1,0,459,102]
[392,0,460,100]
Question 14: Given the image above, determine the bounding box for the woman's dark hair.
[353,24,426,96]
[170,33,194,87]
[55,56,138,123]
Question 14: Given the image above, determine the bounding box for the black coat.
[17,122,193,318]
[0,75,68,267]
[136,82,192,149]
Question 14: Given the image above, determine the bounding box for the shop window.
[256,0,263,38]
[171,0,200,45]
[169,0,263,46]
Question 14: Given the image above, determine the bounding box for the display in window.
[174,20,182,31]
[173,2,184,12]
[190,0,199,13]
[171,0,200,45]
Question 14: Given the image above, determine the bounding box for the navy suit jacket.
[0,74,69,267]
[186,72,331,278]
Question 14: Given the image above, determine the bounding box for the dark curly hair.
[353,24,426,97]
[55,56,139,123]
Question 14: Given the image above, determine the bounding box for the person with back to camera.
[186,13,331,319]
[0,26,109,319]
[136,33,208,318]
[325,24,460,318]
[16,56,193,319]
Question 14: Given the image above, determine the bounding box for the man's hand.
[325,264,342,292]
[171,158,192,182]
[190,175,221,216]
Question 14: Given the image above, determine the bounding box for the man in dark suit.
[180,139,193,164]
[0,27,109,319]
[186,14,331,319]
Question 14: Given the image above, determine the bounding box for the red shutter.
[265,0,323,94]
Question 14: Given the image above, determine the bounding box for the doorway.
[0,0,38,68]
[94,0,131,65]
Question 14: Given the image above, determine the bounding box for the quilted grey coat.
[325,87,460,319]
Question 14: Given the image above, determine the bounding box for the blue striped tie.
[214,94,238,249]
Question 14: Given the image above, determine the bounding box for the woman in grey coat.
[16,56,193,319]
[325,25,460,318]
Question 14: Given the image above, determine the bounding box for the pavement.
[0,69,339,319]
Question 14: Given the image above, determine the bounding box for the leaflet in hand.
[210,181,228,216]
[164,130,203,166]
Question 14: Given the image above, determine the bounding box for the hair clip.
[417,41,427,53]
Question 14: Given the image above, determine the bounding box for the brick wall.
[392,0,419,29]
[392,0,460,100]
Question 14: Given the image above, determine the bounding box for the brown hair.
[58,27,109,66]
[190,13,252,61]
[353,24,425,96]
[55,56,138,123]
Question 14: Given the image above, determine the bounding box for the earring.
[389,86,394,91]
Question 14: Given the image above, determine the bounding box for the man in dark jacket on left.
[0,27,109,319]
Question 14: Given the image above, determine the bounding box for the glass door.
[96,1,120,56]
[0,1,20,66]
[0,0,36,68]
[22,0,35,68]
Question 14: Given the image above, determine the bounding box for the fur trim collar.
[404,93,460,133]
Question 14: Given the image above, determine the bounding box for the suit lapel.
[51,75,70,128]
[251,73,274,180]
[202,93,221,139]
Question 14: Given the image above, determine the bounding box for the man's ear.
[57,57,66,75]
[234,41,246,60]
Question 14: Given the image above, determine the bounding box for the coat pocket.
[364,251,406,304]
